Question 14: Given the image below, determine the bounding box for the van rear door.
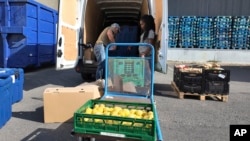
[153,0,168,73]
[56,0,85,70]
[159,0,168,74]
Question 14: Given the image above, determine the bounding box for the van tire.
[81,72,94,81]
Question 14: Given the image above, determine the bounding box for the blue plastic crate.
[0,70,13,128]
[0,68,24,104]
[11,68,24,103]
[0,0,58,68]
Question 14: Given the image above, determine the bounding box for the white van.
[55,0,168,79]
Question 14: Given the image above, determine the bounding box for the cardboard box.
[76,83,104,97]
[43,86,101,123]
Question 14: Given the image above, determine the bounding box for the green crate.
[74,100,156,141]
[110,58,145,87]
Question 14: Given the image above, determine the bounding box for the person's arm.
[107,28,117,50]
[140,30,155,56]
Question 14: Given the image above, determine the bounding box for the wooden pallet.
[171,81,228,102]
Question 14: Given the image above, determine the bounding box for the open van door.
[158,0,168,74]
[153,0,168,74]
[56,0,85,70]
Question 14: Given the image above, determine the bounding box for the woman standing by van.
[138,15,155,58]
[138,15,155,86]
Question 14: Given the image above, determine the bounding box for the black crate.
[204,81,229,95]
[179,81,204,94]
[203,69,230,82]
[180,72,203,83]
[173,66,181,82]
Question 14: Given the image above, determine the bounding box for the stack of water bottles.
[231,16,250,49]
[214,16,232,49]
[196,17,214,48]
[168,16,180,48]
[178,16,197,48]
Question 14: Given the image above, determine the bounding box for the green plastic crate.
[110,58,145,87]
[74,100,156,141]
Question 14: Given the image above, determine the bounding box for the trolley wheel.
[77,136,93,141]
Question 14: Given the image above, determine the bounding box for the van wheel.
[81,73,94,81]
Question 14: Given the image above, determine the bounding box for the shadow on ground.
[20,124,75,141]
[12,107,44,123]
[154,83,177,99]
[23,64,84,91]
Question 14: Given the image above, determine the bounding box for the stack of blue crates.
[0,68,24,104]
[179,16,197,48]
[0,0,58,68]
[168,16,180,48]
[231,16,250,49]
[0,69,13,128]
[196,17,214,48]
[0,68,24,128]
[214,16,232,49]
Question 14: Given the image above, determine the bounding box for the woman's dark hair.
[140,14,155,40]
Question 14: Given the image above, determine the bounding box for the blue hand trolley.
[73,43,163,141]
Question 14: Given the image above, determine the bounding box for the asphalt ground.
[0,61,250,141]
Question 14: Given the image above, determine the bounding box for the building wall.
[169,0,250,16]
[36,0,59,10]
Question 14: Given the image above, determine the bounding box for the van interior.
[83,0,161,56]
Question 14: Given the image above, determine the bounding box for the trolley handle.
[105,42,155,56]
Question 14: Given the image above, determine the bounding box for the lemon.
[111,111,119,117]
[103,111,110,116]
[122,122,132,126]
[94,119,103,123]
[135,110,143,117]
[128,113,136,118]
[134,123,143,127]
[105,120,113,124]
[100,104,105,108]
[92,109,102,115]
[130,109,137,114]
[123,108,130,117]
[114,106,122,112]
[85,108,93,114]
[94,104,100,109]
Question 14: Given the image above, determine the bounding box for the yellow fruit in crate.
[118,110,126,117]
[92,109,102,115]
[113,120,121,125]
[84,118,89,122]
[146,124,152,128]
[103,107,110,112]
[97,107,104,113]
[123,108,130,117]
[148,114,154,120]
[114,106,122,112]
[94,119,103,123]
[135,110,143,117]
[134,123,143,127]
[100,104,105,108]
[130,109,137,114]
[103,111,111,116]
[94,104,100,109]
[122,122,132,126]
[143,115,149,120]
[85,108,93,114]
[109,107,114,112]
[148,111,153,116]
[128,113,136,118]
[111,111,119,117]
[105,120,113,124]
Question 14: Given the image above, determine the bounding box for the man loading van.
[94,23,120,80]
